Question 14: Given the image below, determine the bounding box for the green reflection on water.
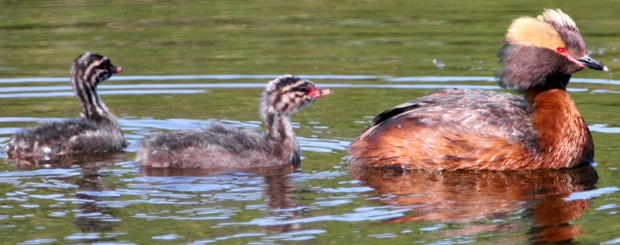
[1,0,619,78]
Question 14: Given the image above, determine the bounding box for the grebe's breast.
[350,89,540,170]
[7,118,126,158]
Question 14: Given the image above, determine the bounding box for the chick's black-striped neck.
[71,52,121,121]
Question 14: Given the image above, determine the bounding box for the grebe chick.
[136,75,333,169]
[348,9,608,171]
[5,52,127,159]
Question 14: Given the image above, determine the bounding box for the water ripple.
[589,124,620,134]
[0,82,595,99]
[17,238,58,245]
[0,74,381,84]
[564,186,620,201]
[0,168,81,178]
[1,75,619,85]
[265,229,326,241]
[220,205,408,227]
[0,90,205,98]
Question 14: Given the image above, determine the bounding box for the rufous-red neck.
[525,87,593,168]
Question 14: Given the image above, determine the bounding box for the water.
[1,78,619,244]
[1,1,620,244]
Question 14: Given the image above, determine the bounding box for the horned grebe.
[348,9,607,171]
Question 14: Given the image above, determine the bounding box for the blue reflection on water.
[1,74,612,100]
[0,83,595,99]
[1,74,619,85]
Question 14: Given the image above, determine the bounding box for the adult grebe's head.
[497,9,607,90]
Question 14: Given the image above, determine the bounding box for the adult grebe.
[348,9,607,171]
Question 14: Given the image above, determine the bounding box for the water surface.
[1,1,620,244]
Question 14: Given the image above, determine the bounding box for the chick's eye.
[299,87,308,93]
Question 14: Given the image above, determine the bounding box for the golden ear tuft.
[537,9,578,31]
[506,16,565,50]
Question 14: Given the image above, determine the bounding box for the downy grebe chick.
[348,9,608,171]
[5,52,127,159]
[135,75,333,169]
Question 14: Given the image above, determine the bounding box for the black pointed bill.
[577,55,608,71]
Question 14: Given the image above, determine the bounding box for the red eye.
[557,47,566,53]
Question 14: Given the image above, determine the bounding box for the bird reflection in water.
[8,153,126,243]
[141,165,304,233]
[350,165,598,243]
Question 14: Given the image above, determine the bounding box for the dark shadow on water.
[350,165,599,243]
